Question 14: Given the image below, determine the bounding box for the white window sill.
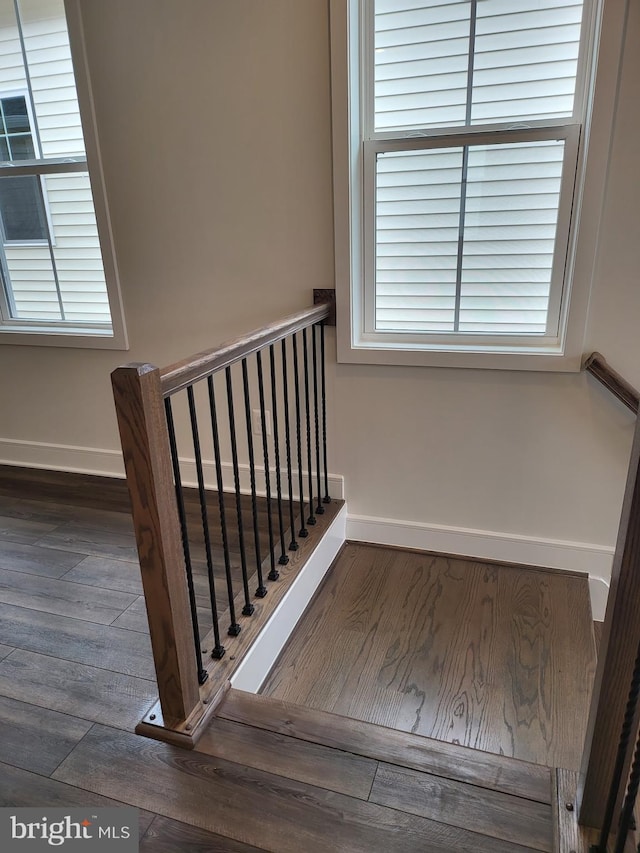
[0,323,128,349]
[338,332,582,372]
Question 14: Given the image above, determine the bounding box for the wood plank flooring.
[261,543,597,770]
[0,466,594,850]
[0,466,320,851]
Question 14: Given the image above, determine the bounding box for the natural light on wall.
[0,0,125,347]
[332,0,610,369]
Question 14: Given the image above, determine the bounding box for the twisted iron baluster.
[312,324,323,515]
[614,727,640,853]
[207,376,241,636]
[256,351,278,581]
[186,385,224,660]
[281,338,298,551]
[320,322,331,504]
[302,328,315,527]
[598,638,640,852]
[292,333,308,538]
[269,344,289,564]
[225,366,254,617]
[164,395,208,683]
[242,359,267,598]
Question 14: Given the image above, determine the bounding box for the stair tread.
[54,722,550,853]
[216,688,552,805]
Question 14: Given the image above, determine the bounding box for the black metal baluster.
[226,366,255,616]
[164,396,208,683]
[186,386,225,660]
[257,351,278,581]
[312,324,324,515]
[207,376,241,636]
[614,728,640,853]
[597,640,640,852]
[242,359,267,597]
[320,322,331,505]
[292,333,308,539]
[281,338,298,551]
[269,344,289,564]
[302,328,316,526]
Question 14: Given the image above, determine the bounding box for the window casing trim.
[0,0,128,350]
[330,0,625,371]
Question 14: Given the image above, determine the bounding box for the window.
[331,0,617,370]
[0,0,127,348]
[0,95,49,243]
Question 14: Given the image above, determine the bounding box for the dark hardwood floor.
[0,467,596,850]
[261,543,598,770]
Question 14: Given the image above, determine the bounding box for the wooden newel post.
[111,363,202,728]
[578,413,640,827]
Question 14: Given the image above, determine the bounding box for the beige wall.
[0,0,638,556]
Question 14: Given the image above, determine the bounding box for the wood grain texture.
[0,649,156,731]
[0,515,57,545]
[262,544,596,770]
[35,523,139,562]
[196,715,377,798]
[492,569,596,770]
[0,465,280,532]
[135,499,345,748]
[0,762,155,838]
[0,694,92,775]
[217,689,552,804]
[112,364,202,727]
[160,302,330,396]
[53,723,543,853]
[61,555,143,595]
[0,566,137,624]
[370,762,552,851]
[0,540,85,578]
[111,592,217,641]
[0,601,154,679]
[140,815,264,852]
[0,466,133,514]
[593,622,603,656]
[580,415,640,826]
[552,768,599,853]
[584,352,639,414]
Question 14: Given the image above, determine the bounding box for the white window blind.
[362,0,590,344]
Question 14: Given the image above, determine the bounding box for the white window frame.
[0,0,128,350]
[330,0,628,371]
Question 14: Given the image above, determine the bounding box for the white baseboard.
[0,437,345,500]
[0,437,611,621]
[347,514,613,621]
[230,502,347,693]
[0,438,126,478]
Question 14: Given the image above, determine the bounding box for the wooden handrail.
[584,352,639,414]
[111,295,336,743]
[161,301,331,397]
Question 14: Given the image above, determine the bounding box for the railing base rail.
[135,500,345,749]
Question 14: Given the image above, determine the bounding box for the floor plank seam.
[46,721,100,780]
[216,703,553,806]
[0,597,154,635]
[0,645,156,683]
[366,762,380,802]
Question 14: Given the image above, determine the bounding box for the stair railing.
[111,292,334,745]
[577,352,640,850]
